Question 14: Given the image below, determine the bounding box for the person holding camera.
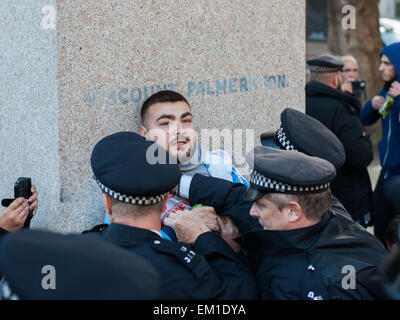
[305,54,374,228]
[340,56,366,102]
[0,185,38,234]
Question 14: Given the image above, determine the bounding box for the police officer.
[0,229,160,299]
[178,146,388,299]
[260,107,351,221]
[85,131,257,299]
[306,54,374,227]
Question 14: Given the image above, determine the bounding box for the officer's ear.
[284,201,302,223]
[102,193,113,217]
[140,125,148,137]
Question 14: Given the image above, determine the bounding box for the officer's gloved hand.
[164,210,210,245]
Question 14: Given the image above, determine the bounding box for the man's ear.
[284,201,302,223]
[103,193,113,221]
[140,125,147,137]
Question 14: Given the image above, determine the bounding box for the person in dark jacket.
[0,229,160,300]
[306,54,374,227]
[85,131,257,300]
[177,147,388,299]
[360,42,400,243]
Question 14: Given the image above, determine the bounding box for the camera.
[351,79,366,90]
[351,79,366,100]
[14,177,33,229]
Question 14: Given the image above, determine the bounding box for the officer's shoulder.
[151,239,210,279]
[82,223,109,234]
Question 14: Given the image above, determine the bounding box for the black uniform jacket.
[0,228,8,239]
[84,223,258,300]
[187,174,388,299]
[306,81,374,224]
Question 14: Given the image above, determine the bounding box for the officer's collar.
[103,223,162,244]
[236,211,332,255]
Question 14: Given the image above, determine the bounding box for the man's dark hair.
[141,90,190,126]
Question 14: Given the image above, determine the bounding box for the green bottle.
[379,96,394,117]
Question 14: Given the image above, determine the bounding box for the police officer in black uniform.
[0,229,160,299]
[306,54,374,227]
[177,146,387,299]
[84,131,257,300]
[261,108,351,221]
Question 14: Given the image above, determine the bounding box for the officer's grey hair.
[264,189,332,220]
[342,55,358,65]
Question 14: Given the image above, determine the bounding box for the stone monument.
[0,0,305,232]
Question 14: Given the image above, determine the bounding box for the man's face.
[141,101,197,163]
[342,59,359,82]
[379,54,397,82]
[249,195,289,230]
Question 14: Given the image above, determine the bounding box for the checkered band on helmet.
[308,65,342,73]
[96,180,167,205]
[276,126,298,151]
[250,171,330,194]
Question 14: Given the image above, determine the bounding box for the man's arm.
[179,174,248,211]
[179,174,260,233]
[360,88,386,126]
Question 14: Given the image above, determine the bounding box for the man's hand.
[191,206,220,233]
[388,81,400,98]
[164,210,210,245]
[341,81,353,94]
[217,216,241,253]
[371,95,386,110]
[0,198,29,232]
[29,184,38,217]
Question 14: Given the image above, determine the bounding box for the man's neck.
[111,213,162,231]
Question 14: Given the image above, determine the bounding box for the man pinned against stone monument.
[0,185,38,236]
[306,54,374,227]
[103,90,248,240]
[85,132,258,299]
[175,146,388,299]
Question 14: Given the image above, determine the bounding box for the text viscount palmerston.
[85,73,289,107]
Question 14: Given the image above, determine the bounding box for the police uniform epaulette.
[151,239,210,279]
[81,223,109,234]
